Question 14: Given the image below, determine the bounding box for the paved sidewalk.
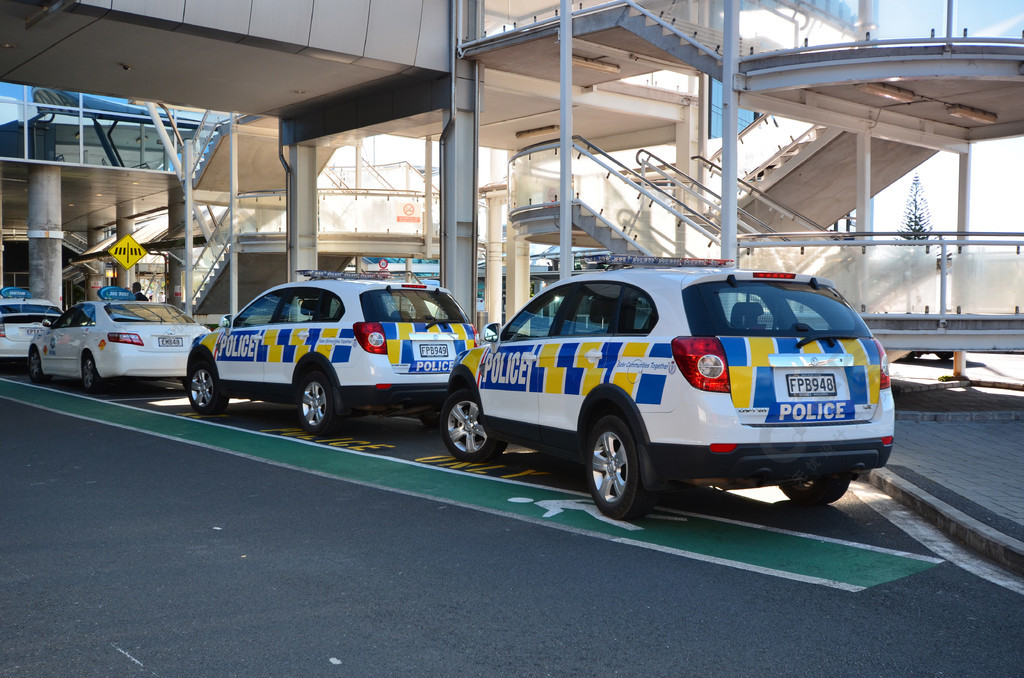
[870,374,1024,577]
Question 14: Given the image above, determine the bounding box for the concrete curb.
[896,410,1023,422]
[868,468,1024,578]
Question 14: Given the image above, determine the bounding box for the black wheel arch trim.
[447,364,480,398]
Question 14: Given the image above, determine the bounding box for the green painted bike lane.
[1,379,940,591]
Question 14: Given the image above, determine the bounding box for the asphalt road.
[2,363,1023,677]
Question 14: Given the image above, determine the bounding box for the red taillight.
[672,337,730,393]
[710,443,737,454]
[107,332,144,346]
[401,284,428,289]
[881,436,894,446]
[353,322,387,355]
[871,338,891,390]
[0,323,6,338]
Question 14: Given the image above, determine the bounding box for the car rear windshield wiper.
[795,332,861,348]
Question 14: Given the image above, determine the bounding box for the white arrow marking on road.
[508,497,688,531]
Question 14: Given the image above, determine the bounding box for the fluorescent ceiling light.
[572,56,620,75]
[945,104,998,124]
[856,82,916,103]
[515,124,560,139]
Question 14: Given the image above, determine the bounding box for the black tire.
[81,352,104,394]
[27,348,50,383]
[780,476,851,505]
[440,388,506,462]
[585,415,657,520]
[187,360,229,415]
[297,370,340,436]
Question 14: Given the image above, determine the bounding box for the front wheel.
[780,476,851,505]
[27,348,50,383]
[440,389,506,462]
[81,353,104,394]
[297,371,340,436]
[585,415,657,520]
[187,360,229,415]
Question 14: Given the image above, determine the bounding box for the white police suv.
[186,271,477,434]
[440,256,894,520]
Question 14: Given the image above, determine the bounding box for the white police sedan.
[27,286,208,393]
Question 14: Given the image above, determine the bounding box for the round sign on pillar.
[378,259,388,270]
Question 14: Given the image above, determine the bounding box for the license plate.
[23,327,45,337]
[158,337,184,348]
[418,343,449,359]
[786,373,837,397]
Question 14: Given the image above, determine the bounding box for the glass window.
[683,280,870,338]
[321,292,344,322]
[235,291,283,327]
[502,286,572,341]
[105,303,195,324]
[276,287,321,324]
[360,288,468,324]
[560,283,621,337]
[617,285,658,335]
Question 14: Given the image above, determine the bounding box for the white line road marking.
[852,482,1024,596]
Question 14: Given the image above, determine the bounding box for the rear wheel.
[27,348,50,383]
[298,370,339,436]
[440,389,506,462]
[585,415,657,520]
[81,353,104,394]
[187,360,229,415]
[780,476,852,505]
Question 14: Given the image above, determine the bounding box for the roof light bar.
[297,269,395,281]
[587,255,735,269]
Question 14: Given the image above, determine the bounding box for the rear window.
[0,303,62,323]
[104,303,196,324]
[682,280,869,338]
[360,288,469,324]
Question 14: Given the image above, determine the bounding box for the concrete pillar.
[27,165,63,307]
[952,147,972,377]
[484,188,505,325]
[856,132,872,233]
[114,201,135,290]
[505,235,531,319]
[719,0,740,262]
[287,144,318,277]
[86,219,106,301]
[167,183,186,309]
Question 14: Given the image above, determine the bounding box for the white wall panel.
[309,0,370,57]
[183,0,253,35]
[415,0,448,70]
[75,0,113,9]
[249,0,314,46]
[364,0,421,65]
[109,0,185,23]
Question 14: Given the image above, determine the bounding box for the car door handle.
[521,353,537,363]
[584,349,603,362]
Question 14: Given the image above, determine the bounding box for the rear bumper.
[337,383,448,410]
[642,437,893,489]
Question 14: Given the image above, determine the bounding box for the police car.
[0,287,62,360]
[440,255,894,520]
[185,271,477,435]
[27,286,208,392]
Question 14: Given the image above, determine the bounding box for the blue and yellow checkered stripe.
[383,322,476,365]
[721,336,881,409]
[260,327,354,364]
[471,340,674,405]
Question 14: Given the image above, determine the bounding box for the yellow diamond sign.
[108,233,147,270]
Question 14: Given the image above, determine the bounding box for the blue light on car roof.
[0,286,32,299]
[97,286,137,301]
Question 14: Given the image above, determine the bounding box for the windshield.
[682,280,870,338]
[104,303,197,324]
[360,288,469,324]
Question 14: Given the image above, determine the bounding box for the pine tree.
[900,173,932,240]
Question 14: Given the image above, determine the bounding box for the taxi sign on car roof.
[586,254,735,269]
[0,286,32,299]
[97,286,137,301]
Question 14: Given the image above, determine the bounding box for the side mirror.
[482,322,501,343]
[219,314,232,329]
[42,319,53,328]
